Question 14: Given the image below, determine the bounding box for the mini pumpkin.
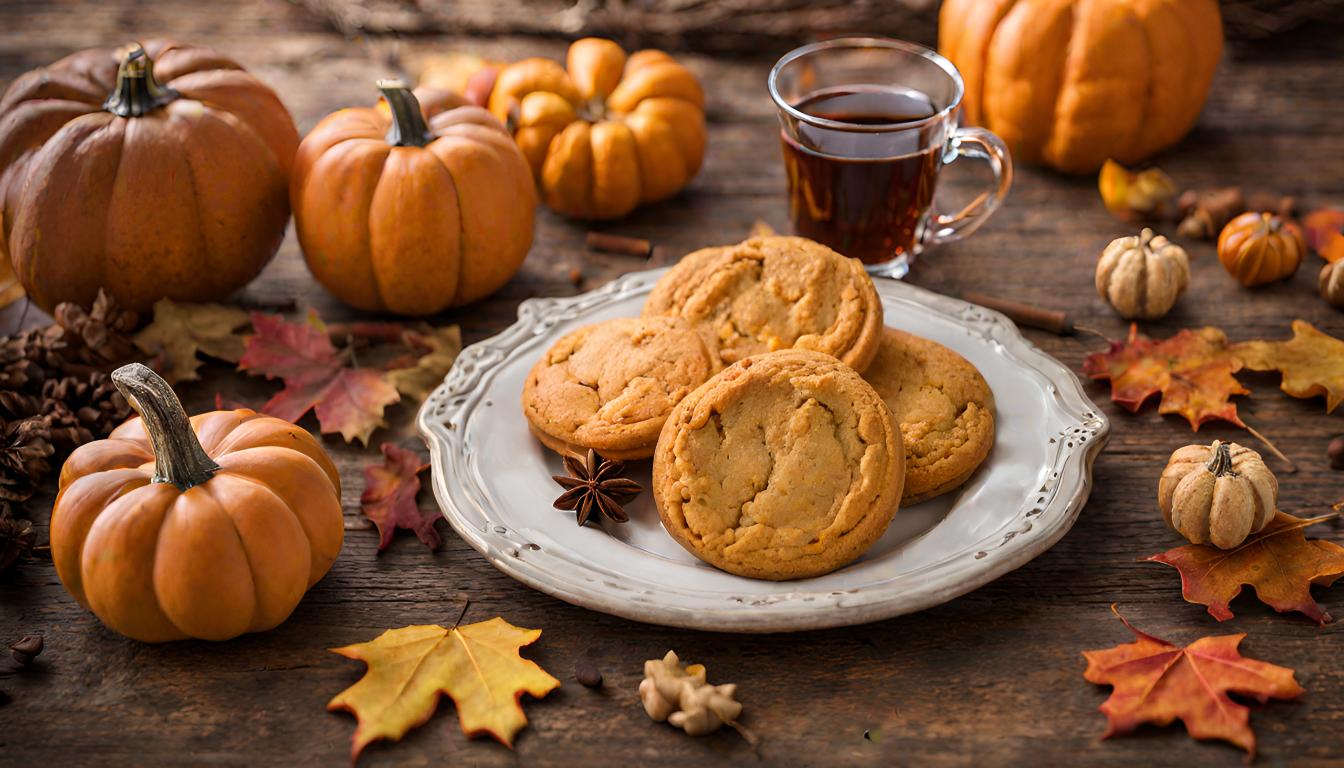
[1320,261,1344,308]
[1216,211,1305,287]
[487,38,706,220]
[291,81,536,315]
[1095,228,1189,319]
[0,41,298,313]
[1158,440,1277,549]
[52,363,343,643]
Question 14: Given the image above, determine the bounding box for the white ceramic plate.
[417,269,1109,632]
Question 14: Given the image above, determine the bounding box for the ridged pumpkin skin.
[1217,211,1305,288]
[1158,441,1276,549]
[488,38,706,220]
[52,372,343,643]
[0,41,298,313]
[291,86,536,315]
[938,0,1223,174]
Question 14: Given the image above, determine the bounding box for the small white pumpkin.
[1096,228,1190,320]
[1158,440,1277,549]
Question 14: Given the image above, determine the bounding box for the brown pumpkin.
[1158,440,1277,549]
[1216,211,1305,287]
[0,41,298,313]
[487,38,706,220]
[291,81,536,315]
[938,0,1223,174]
[1322,260,1344,308]
[52,364,343,643]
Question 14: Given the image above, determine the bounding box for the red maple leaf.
[239,311,400,445]
[361,442,439,552]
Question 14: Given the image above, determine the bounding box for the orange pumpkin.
[52,364,343,643]
[0,41,298,313]
[487,38,706,220]
[938,0,1223,174]
[291,81,536,315]
[1217,212,1305,288]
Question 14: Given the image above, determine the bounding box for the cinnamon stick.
[586,232,651,257]
[962,291,1074,335]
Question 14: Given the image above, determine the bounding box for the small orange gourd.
[1216,212,1305,287]
[52,364,343,643]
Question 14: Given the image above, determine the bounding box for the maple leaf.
[134,299,252,384]
[1082,605,1303,758]
[1147,512,1344,624]
[329,618,560,760]
[361,442,439,552]
[1231,320,1344,414]
[385,325,462,402]
[238,311,400,445]
[1303,208,1344,263]
[1083,325,1247,430]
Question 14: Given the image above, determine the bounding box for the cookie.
[653,350,903,580]
[522,316,717,460]
[862,328,995,504]
[642,236,883,372]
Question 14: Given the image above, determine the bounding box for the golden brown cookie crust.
[653,350,904,580]
[862,328,995,505]
[522,316,717,460]
[642,236,883,372]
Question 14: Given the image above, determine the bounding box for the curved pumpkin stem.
[1205,440,1234,478]
[377,79,431,148]
[111,363,220,490]
[103,44,180,118]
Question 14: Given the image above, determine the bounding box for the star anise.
[552,449,642,527]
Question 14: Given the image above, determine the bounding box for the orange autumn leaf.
[329,618,560,761]
[1083,325,1247,430]
[1082,605,1303,758]
[1303,207,1344,263]
[1147,512,1344,624]
[1231,320,1344,414]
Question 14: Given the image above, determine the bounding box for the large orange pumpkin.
[0,41,298,313]
[487,38,706,220]
[938,0,1223,174]
[52,364,343,643]
[291,81,536,315]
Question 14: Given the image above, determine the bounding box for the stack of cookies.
[522,235,996,581]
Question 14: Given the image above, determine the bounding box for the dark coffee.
[782,85,941,264]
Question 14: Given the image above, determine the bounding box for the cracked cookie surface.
[642,236,883,372]
[522,316,717,460]
[863,328,995,505]
[653,350,903,580]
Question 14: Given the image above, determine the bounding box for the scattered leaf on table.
[1232,320,1344,414]
[133,299,251,383]
[361,442,438,551]
[239,311,400,445]
[1082,605,1303,758]
[1083,324,1247,430]
[1303,208,1344,263]
[329,618,560,760]
[386,325,462,401]
[1147,512,1344,624]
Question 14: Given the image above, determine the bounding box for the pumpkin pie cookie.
[653,350,903,580]
[522,316,717,460]
[642,236,883,372]
[863,328,995,504]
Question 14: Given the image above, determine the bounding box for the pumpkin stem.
[1138,227,1155,249]
[1204,440,1235,477]
[111,363,220,491]
[377,80,431,148]
[103,44,180,118]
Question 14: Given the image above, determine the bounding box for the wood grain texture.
[2,2,1344,766]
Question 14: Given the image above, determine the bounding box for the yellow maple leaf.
[328,618,560,760]
[1232,320,1344,413]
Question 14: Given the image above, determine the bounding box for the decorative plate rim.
[416,268,1110,632]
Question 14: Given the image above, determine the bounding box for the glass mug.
[769,38,1013,278]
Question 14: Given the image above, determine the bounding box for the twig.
[1243,421,1296,472]
[450,598,471,630]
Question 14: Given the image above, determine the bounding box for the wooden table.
[3,2,1343,764]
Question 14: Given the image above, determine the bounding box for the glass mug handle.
[923,127,1013,246]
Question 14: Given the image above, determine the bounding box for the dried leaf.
[385,325,462,402]
[1083,605,1303,757]
[1147,512,1344,624]
[361,442,438,552]
[1083,325,1247,430]
[133,299,251,384]
[239,311,400,445]
[329,618,560,760]
[1098,159,1177,222]
[1232,320,1344,414]
[1303,208,1344,263]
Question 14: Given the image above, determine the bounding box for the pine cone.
[54,290,137,366]
[0,511,36,573]
[0,419,53,503]
[37,373,130,447]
